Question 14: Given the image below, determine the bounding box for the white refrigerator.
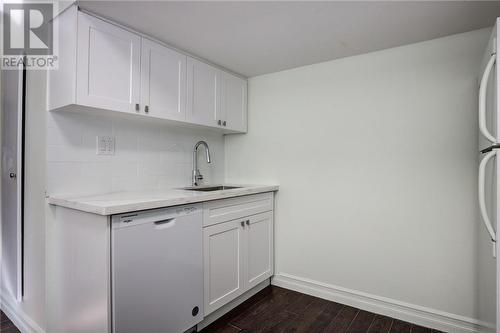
[479,17,500,333]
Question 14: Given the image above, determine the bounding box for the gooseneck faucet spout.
[192,141,211,186]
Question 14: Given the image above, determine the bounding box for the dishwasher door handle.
[154,218,176,229]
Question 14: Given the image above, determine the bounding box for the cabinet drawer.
[203,193,273,227]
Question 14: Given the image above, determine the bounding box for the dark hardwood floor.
[0,287,442,333]
[0,310,20,333]
[200,286,443,333]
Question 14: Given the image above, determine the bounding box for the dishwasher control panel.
[111,204,202,229]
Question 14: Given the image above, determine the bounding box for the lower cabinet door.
[245,211,274,290]
[203,219,245,315]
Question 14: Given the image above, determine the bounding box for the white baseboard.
[272,273,486,333]
[0,274,487,333]
[0,294,45,333]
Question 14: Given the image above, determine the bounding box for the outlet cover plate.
[96,136,115,155]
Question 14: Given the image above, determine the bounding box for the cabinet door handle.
[145,105,149,113]
[135,103,140,112]
[240,221,245,227]
[223,121,227,127]
[245,220,250,226]
[9,172,16,179]
[218,120,222,126]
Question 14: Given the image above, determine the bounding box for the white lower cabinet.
[203,202,274,315]
[245,212,274,290]
[203,219,246,314]
[47,192,275,332]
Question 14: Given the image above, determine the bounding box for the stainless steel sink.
[182,185,242,192]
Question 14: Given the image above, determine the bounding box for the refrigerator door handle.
[478,150,497,256]
[479,53,497,143]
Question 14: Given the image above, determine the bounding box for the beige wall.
[225,28,490,324]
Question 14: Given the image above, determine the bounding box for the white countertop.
[47,184,279,216]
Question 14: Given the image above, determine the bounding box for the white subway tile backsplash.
[47,162,82,182]
[110,160,138,178]
[111,175,159,192]
[46,123,83,146]
[47,145,86,162]
[138,154,165,177]
[46,112,225,196]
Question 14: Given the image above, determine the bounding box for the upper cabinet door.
[141,39,187,121]
[186,57,221,127]
[76,12,141,114]
[222,73,248,133]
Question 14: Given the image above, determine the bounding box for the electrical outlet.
[96,136,115,155]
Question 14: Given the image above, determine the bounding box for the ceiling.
[77,1,500,77]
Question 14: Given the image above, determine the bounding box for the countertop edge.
[48,185,279,216]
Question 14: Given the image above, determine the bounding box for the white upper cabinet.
[186,57,248,132]
[186,57,221,127]
[76,12,141,114]
[221,72,248,133]
[141,39,187,121]
[48,6,247,133]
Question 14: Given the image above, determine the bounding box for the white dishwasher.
[111,204,203,333]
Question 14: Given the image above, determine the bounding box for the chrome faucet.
[192,141,211,186]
